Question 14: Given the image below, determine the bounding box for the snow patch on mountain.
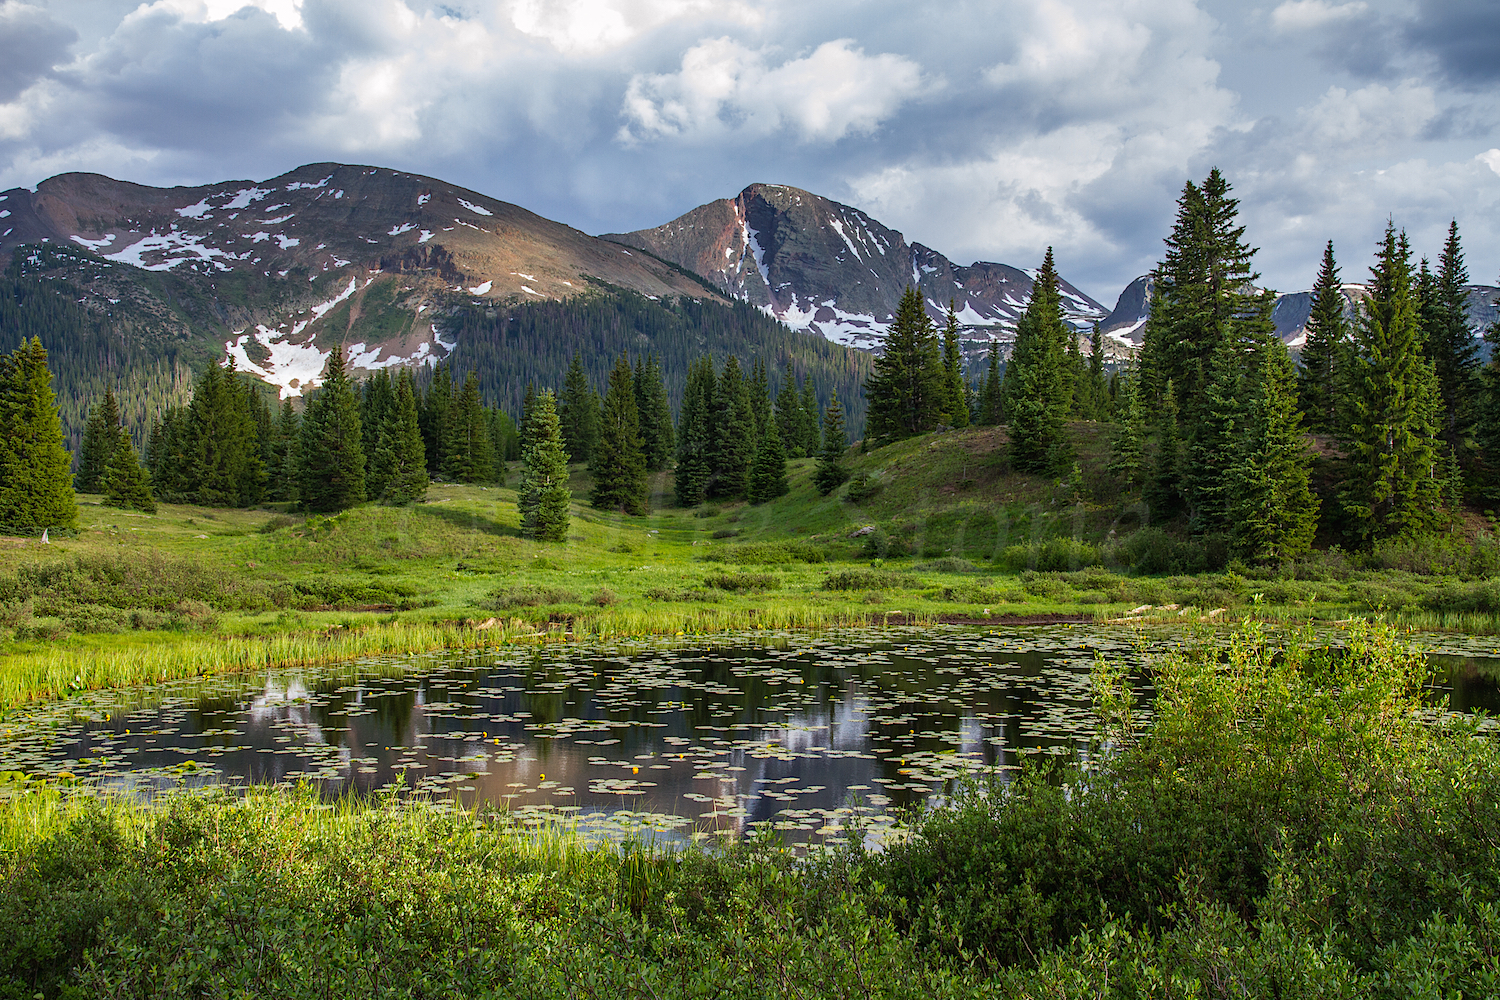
[457,198,492,216]
[105,232,233,272]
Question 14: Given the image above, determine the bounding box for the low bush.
[999,538,1101,573]
[716,543,825,565]
[642,587,719,603]
[844,472,882,504]
[703,573,778,592]
[487,584,581,609]
[914,557,980,574]
[590,587,619,607]
[822,569,918,591]
[1112,528,1229,575]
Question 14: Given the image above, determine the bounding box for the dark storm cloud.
[1407,0,1500,87]
[0,4,77,102]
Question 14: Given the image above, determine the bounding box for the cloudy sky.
[2,0,1497,304]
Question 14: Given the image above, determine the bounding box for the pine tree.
[1231,342,1319,562]
[748,357,771,448]
[813,390,851,496]
[102,432,156,514]
[447,371,496,483]
[1480,317,1500,501]
[379,371,429,505]
[76,389,124,493]
[709,356,754,500]
[420,363,453,477]
[1299,240,1346,434]
[559,352,600,465]
[519,389,571,541]
[1426,220,1479,456]
[1145,381,1184,523]
[187,359,264,508]
[674,356,716,507]
[146,406,191,502]
[1182,342,1244,534]
[797,378,820,456]
[0,337,77,531]
[747,417,789,504]
[298,345,366,513]
[1006,249,1074,475]
[1338,224,1445,542]
[634,353,675,471]
[360,370,394,473]
[1107,369,1146,488]
[865,286,944,442]
[775,364,804,459]
[1083,324,1108,421]
[264,399,300,503]
[590,354,648,515]
[979,341,1003,425]
[941,301,969,428]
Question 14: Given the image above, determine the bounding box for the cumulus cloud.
[0,0,1498,301]
[617,37,929,144]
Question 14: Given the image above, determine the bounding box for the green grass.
[4,423,1499,711]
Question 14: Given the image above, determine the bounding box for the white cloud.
[1480,148,1500,177]
[508,0,760,56]
[618,37,929,144]
[125,0,304,31]
[1294,80,1438,148]
[1270,0,1370,34]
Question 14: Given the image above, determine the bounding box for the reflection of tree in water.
[1433,655,1500,715]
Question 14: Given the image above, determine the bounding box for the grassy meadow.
[2,421,1499,711]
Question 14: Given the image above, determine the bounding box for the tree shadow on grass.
[411,502,523,539]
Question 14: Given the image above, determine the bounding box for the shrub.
[844,473,882,504]
[915,557,980,573]
[590,587,619,607]
[692,506,721,518]
[999,539,1101,573]
[1113,528,1227,575]
[487,584,581,609]
[711,529,739,539]
[703,573,778,592]
[822,569,917,591]
[716,543,824,565]
[643,587,719,603]
[257,515,299,533]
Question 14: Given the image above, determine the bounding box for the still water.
[3,625,1497,845]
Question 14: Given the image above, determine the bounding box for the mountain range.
[3,162,1498,406]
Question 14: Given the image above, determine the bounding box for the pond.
[3,624,1498,847]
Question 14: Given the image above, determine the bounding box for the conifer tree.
[1107,369,1146,488]
[1338,224,1445,542]
[1145,382,1184,523]
[1082,324,1108,421]
[1480,316,1500,500]
[865,286,944,442]
[520,389,571,540]
[775,364,804,458]
[102,432,156,514]
[420,364,453,476]
[298,345,366,513]
[941,302,969,428]
[0,337,77,531]
[1299,241,1346,434]
[263,399,300,503]
[634,353,675,471]
[979,341,1003,425]
[674,356,716,507]
[146,407,191,502]
[1232,342,1319,561]
[559,351,599,465]
[813,390,850,496]
[1183,343,1244,533]
[1006,249,1074,475]
[590,354,648,515]
[188,359,264,507]
[378,371,429,505]
[747,417,789,504]
[446,371,496,483]
[360,370,394,469]
[76,389,124,493]
[709,356,754,500]
[748,357,771,448]
[797,378,820,456]
[1426,220,1479,455]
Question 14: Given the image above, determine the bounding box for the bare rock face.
[606,183,1109,359]
[0,163,719,396]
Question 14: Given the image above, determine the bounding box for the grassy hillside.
[3,420,1499,711]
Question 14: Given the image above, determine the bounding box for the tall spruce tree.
[1145,381,1185,523]
[559,351,600,465]
[146,406,191,503]
[0,337,77,531]
[748,357,771,447]
[941,301,969,428]
[1426,220,1479,456]
[979,341,1003,425]
[264,399,300,503]
[1481,315,1500,500]
[360,370,394,471]
[813,390,850,496]
[775,364,804,458]
[590,354,648,515]
[1006,249,1074,474]
[865,286,944,442]
[420,364,453,476]
[298,345,367,513]
[1299,240,1346,434]
[797,378,820,456]
[634,353,675,471]
[379,371,429,505]
[187,359,264,507]
[102,432,156,514]
[1338,224,1445,542]
[1231,342,1319,562]
[1082,324,1108,421]
[520,389,572,541]
[674,356,716,507]
[746,418,789,504]
[1183,343,1244,533]
[76,389,124,493]
[1107,368,1147,488]
[446,371,496,483]
[709,356,754,500]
